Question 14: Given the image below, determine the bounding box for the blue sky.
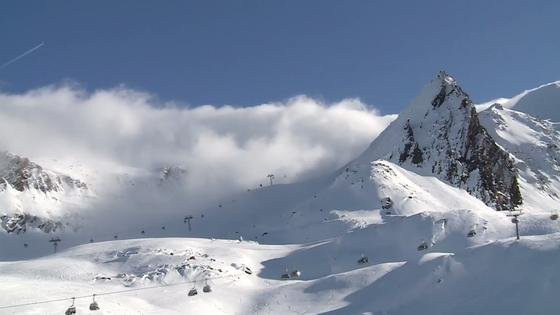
[1,0,559,114]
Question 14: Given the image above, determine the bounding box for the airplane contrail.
[0,42,45,70]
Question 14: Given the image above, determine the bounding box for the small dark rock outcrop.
[381,197,393,210]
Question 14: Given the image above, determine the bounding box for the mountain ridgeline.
[6,71,560,240]
[355,71,522,210]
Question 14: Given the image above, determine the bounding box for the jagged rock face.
[0,152,87,235]
[479,104,560,211]
[357,72,522,210]
[0,152,86,193]
[0,213,63,234]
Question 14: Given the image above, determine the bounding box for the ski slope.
[2,210,560,314]
[2,158,560,314]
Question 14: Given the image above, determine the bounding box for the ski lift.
[467,229,477,237]
[188,287,198,296]
[417,241,429,251]
[89,294,100,311]
[551,214,559,221]
[290,270,301,279]
[65,298,76,315]
[203,281,212,293]
[357,254,369,264]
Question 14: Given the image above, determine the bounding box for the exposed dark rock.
[411,144,424,165]
[399,120,415,163]
[392,72,522,210]
[432,84,447,108]
[0,152,86,193]
[381,197,393,210]
[0,213,63,234]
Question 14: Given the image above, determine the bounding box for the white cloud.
[0,85,395,214]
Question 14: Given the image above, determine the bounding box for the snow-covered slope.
[3,72,560,314]
[351,71,522,210]
[1,72,554,252]
[0,152,89,234]
[479,104,560,212]
[2,210,560,314]
[503,81,560,122]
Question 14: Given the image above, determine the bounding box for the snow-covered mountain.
[0,152,88,234]
[479,104,560,212]
[0,151,86,193]
[2,72,560,314]
[351,71,522,211]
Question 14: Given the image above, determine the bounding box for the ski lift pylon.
[357,254,369,264]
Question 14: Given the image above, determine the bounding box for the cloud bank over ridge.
[0,85,395,206]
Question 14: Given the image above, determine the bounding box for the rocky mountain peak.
[0,151,87,193]
[431,70,468,108]
[356,72,522,210]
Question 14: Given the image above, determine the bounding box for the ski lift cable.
[0,273,238,310]
[38,188,321,249]
[68,216,195,245]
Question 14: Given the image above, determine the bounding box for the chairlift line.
[0,274,238,310]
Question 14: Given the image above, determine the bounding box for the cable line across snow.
[0,274,238,310]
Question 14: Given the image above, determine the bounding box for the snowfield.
[2,72,560,314]
[2,213,560,314]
